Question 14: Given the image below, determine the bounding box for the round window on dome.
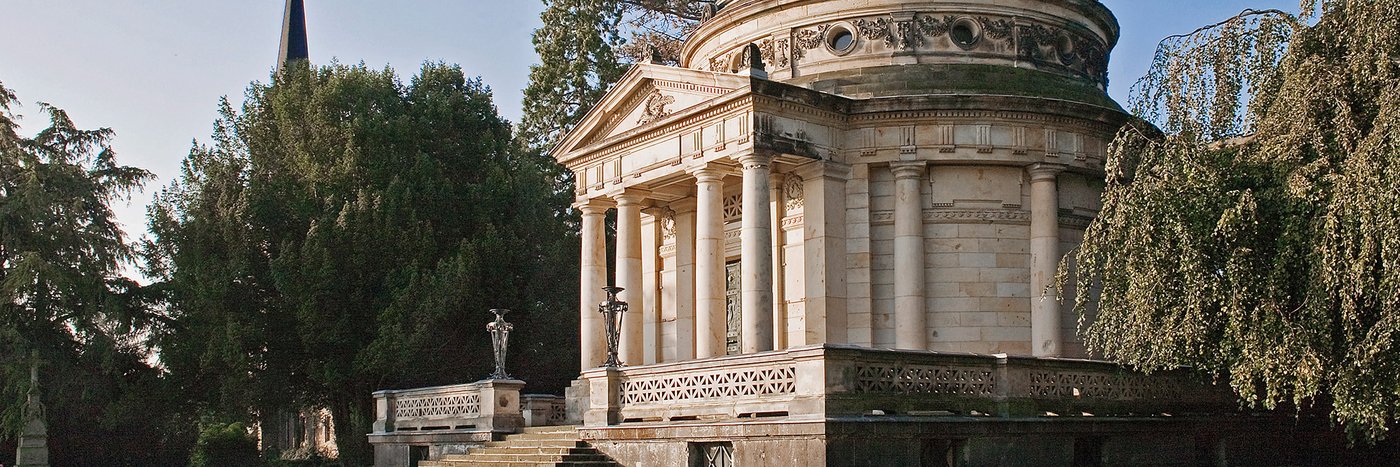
[950,18,982,49]
[826,25,856,55]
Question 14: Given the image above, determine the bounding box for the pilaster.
[795,161,852,346]
[1028,163,1066,357]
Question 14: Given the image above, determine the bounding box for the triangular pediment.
[553,64,750,164]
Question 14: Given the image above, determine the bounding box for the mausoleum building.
[372,1,1359,465]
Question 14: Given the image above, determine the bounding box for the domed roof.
[682,0,1122,109]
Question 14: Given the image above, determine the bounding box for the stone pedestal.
[583,368,623,427]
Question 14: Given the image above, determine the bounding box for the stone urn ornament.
[598,286,628,367]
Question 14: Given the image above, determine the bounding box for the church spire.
[277,0,308,71]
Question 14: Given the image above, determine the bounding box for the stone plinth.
[15,414,48,467]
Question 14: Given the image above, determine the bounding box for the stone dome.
[682,0,1121,110]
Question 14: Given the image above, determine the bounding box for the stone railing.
[372,379,524,434]
[520,394,569,427]
[578,345,1234,426]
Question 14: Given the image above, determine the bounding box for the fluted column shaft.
[578,203,609,370]
[739,153,775,353]
[1029,164,1065,357]
[614,191,647,365]
[890,162,928,351]
[691,167,727,358]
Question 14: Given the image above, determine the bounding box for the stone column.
[578,202,610,370]
[672,203,698,361]
[1029,164,1065,357]
[640,207,663,365]
[797,161,852,345]
[738,152,775,353]
[614,190,647,365]
[691,166,727,359]
[890,162,928,350]
[770,172,787,349]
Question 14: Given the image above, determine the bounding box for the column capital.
[889,161,927,180]
[1027,163,1067,181]
[609,188,652,206]
[688,163,731,184]
[793,160,853,181]
[735,152,774,171]
[574,199,614,214]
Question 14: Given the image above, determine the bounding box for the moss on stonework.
[792,64,1123,111]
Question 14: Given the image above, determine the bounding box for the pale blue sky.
[0,0,1297,243]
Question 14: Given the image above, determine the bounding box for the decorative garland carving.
[793,24,831,60]
[983,17,1014,40]
[917,15,954,39]
[757,38,775,69]
[854,17,895,48]
[636,90,676,125]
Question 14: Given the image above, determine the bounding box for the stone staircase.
[420,426,618,467]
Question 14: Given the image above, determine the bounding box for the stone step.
[467,446,598,456]
[449,453,613,463]
[498,432,583,442]
[427,462,619,467]
[485,439,588,448]
[520,425,578,434]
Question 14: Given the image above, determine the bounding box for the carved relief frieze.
[636,90,676,125]
[660,207,678,240]
[773,38,791,68]
[704,12,1109,86]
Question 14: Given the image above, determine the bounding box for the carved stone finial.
[738,43,769,79]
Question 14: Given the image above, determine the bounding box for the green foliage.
[1068,0,1400,441]
[0,81,193,464]
[520,0,708,148]
[147,62,578,464]
[189,421,259,467]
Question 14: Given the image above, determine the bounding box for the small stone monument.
[487,309,513,380]
[16,351,48,467]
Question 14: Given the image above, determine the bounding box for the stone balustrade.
[520,394,568,427]
[579,345,1234,426]
[372,379,525,434]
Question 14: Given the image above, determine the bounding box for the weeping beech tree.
[1068,0,1400,440]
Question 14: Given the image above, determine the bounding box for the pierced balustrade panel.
[394,392,482,420]
[620,365,797,405]
[1024,370,1184,401]
[853,364,996,397]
